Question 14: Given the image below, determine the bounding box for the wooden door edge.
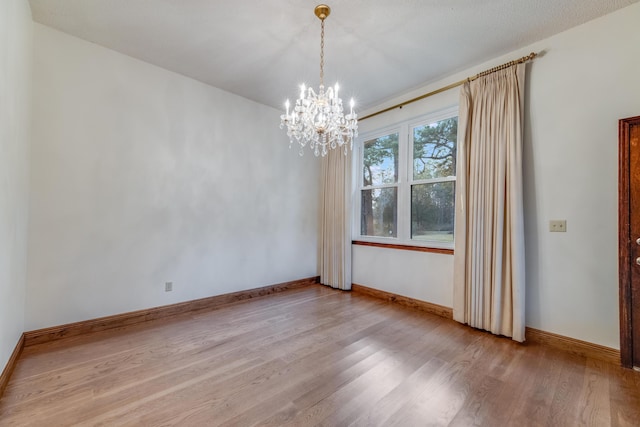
[619,115,640,368]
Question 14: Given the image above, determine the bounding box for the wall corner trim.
[352,283,621,366]
[23,276,319,347]
[524,327,620,365]
[0,334,25,401]
[351,283,453,319]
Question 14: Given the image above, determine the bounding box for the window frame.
[355,125,403,242]
[353,106,459,250]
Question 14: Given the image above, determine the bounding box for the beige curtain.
[453,64,526,342]
[319,148,352,290]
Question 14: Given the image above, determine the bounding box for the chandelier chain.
[320,19,325,86]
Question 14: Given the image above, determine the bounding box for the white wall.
[0,0,32,368]
[354,2,640,349]
[26,24,320,330]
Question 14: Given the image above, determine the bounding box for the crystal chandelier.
[280,4,358,157]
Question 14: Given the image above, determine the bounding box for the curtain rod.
[360,52,538,121]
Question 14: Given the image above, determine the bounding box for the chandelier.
[280,4,358,157]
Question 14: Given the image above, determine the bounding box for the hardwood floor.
[1,285,639,426]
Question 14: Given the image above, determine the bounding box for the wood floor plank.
[348,356,447,427]
[218,306,418,425]
[1,285,639,426]
[546,352,588,426]
[386,332,496,426]
[283,320,439,425]
[220,341,382,426]
[574,358,612,426]
[499,345,558,426]
[608,363,640,427]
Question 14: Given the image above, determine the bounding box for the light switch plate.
[549,220,567,232]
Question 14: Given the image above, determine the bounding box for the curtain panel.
[320,149,352,290]
[453,64,527,342]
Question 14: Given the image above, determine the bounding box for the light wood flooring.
[1,285,639,426]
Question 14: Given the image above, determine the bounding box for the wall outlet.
[165,282,173,292]
[549,220,567,232]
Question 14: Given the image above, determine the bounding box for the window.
[355,107,458,248]
[361,132,399,238]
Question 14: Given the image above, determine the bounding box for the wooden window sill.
[352,240,454,255]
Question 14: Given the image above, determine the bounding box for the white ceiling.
[29,0,638,112]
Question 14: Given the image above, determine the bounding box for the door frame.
[619,115,640,368]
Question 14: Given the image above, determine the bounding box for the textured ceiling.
[29,0,638,112]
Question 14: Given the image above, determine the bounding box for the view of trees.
[361,133,398,237]
[413,118,457,180]
[361,117,457,241]
[411,117,457,241]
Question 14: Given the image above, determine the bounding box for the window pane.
[361,187,398,238]
[411,182,455,242]
[413,117,457,180]
[363,133,399,186]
